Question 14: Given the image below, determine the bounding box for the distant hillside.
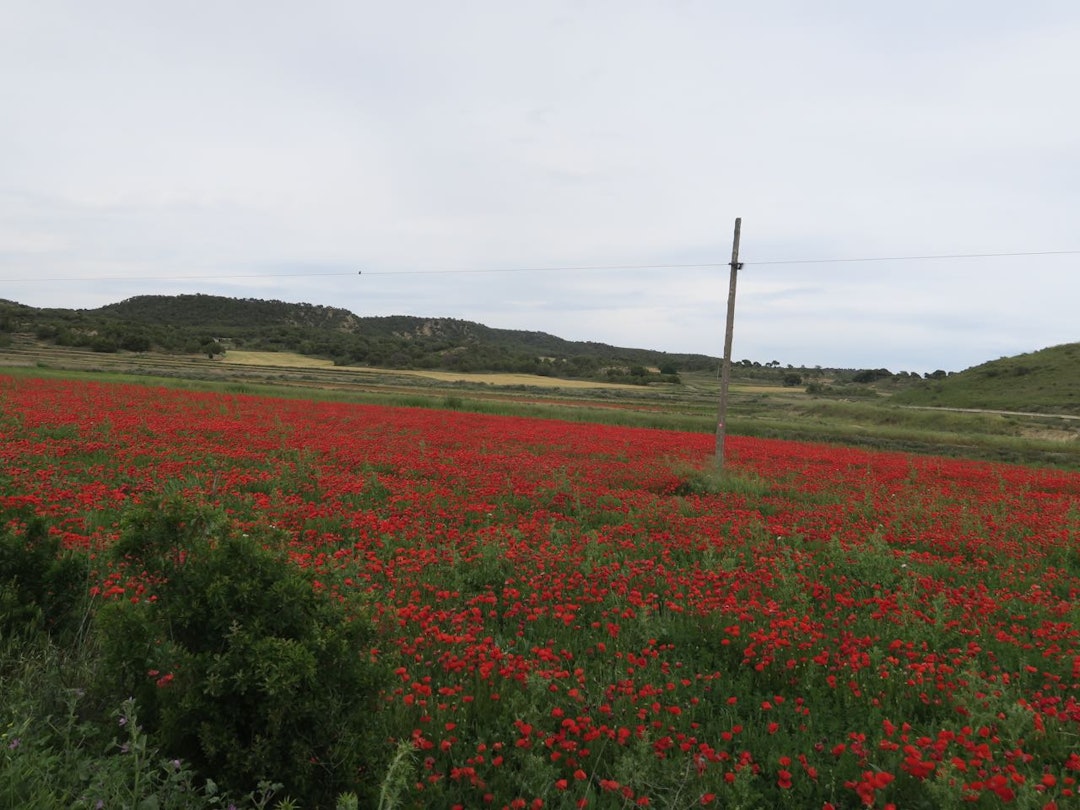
[94,295,708,362]
[93,295,718,369]
[892,343,1080,415]
[0,294,718,383]
[16,295,1065,398]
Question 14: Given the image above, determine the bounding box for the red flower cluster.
[2,374,1079,807]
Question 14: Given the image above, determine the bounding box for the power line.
[0,272,359,282]
[1,248,1077,283]
[357,262,727,275]
[748,249,1080,266]
[364,248,1078,273]
[0,262,728,282]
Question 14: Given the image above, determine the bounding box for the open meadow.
[2,338,1078,469]
[2,372,1080,808]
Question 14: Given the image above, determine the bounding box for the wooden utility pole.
[715,217,742,468]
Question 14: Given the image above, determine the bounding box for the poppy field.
[2,374,1080,809]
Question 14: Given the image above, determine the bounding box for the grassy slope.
[892,342,1080,415]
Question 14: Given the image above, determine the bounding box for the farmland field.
[222,350,647,389]
[2,374,1080,808]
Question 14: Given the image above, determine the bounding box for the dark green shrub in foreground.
[98,496,386,807]
[0,513,89,643]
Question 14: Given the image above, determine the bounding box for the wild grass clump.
[663,458,772,497]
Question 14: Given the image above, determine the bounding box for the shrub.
[0,514,89,643]
[98,496,387,806]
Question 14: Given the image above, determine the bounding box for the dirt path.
[899,404,1080,421]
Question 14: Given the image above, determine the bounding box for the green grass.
[893,341,1080,414]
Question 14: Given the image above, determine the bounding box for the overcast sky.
[2,1,1078,373]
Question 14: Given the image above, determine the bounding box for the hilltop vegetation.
[1,294,713,384]
[0,294,877,387]
[893,342,1080,415]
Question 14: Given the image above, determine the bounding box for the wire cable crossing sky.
[4,247,1080,282]
[356,249,1080,273]
[2,1,1078,373]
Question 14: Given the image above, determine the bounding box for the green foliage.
[852,367,894,383]
[0,634,96,808]
[803,381,881,398]
[98,496,387,806]
[78,698,228,810]
[664,460,772,498]
[375,741,416,810]
[200,339,225,359]
[0,513,89,642]
[0,673,294,809]
[111,493,229,574]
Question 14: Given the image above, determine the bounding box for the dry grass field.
[220,350,336,368]
[221,351,646,389]
[386,368,645,389]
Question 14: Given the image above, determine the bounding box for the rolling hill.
[892,342,1080,415]
[4,295,1076,408]
[93,294,710,364]
[0,294,716,383]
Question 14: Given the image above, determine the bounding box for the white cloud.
[1,0,1077,373]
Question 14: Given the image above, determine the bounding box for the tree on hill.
[200,339,225,359]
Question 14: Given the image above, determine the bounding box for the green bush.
[0,514,89,642]
[98,496,387,807]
